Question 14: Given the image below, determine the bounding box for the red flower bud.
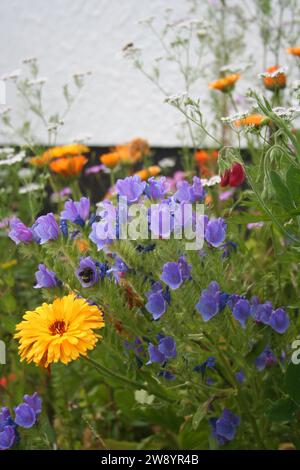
[221,163,245,187]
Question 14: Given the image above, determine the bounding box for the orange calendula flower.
[50,155,88,176]
[135,165,161,181]
[194,150,218,177]
[100,138,150,168]
[74,238,90,253]
[262,66,286,90]
[30,144,89,167]
[234,114,268,127]
[286,47,300,57]
[100,152,121,168]
[209,73,240,92]
[15,294,105,368]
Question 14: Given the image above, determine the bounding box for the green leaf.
[266,398,297,422]
[269,170,295,210]
[286,166,300,203]
[192,403,207,430]
[285,363,300,404]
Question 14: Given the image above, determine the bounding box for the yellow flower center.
[49,320,66,336]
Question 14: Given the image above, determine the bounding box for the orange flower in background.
[30,144,89,167]
[262,66,286,90]
[74,238,90,253]
[135,165,161,181]
[234,114,268,127]
[100,138,150,168]
[100,151,121,168]
[209,73,240,92]
[286,47,300,57]
[194,149,218,177]
[50,155,88,176]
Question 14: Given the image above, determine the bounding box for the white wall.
[0,0,293,147]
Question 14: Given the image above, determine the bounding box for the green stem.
[84,356,175,404]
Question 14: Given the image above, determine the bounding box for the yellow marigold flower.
[50,155,88,176]
[100,152,121,168]
[209,73,240,92]
[262,65,286,91]
[15,294,105,368]
[286,47,300,57]
[234,114,268,127]
[30,144,89,167]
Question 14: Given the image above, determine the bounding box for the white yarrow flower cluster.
[258,67,287,79]
[272,106,300,121]
[221,112,248,124]
[201,175,221,187]
[165,91,188,105]
[19,182,44,194]
[0,150,26,166]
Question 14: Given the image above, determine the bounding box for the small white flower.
[201,175,221,187]
[258,66,287,79]
[1,69,21,81]
[22,57,37,64]
[221,112,248,124]
[137,16,156,25]
[165,91,188,105]
[0,107,11,116]
[0,151,26,166]
[18,168,34,179]
[73,70,93,79]
[27,77,47,86]
[72,133,92,143]
[19,182,43,194]
[272,106,300,121]
[158,158,176,168]
[220,62,252,74]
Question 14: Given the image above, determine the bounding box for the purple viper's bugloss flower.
[14,403,36,429]
[146,176,169,200]
[210,408,240,445]
[76,256,99,287]
[145,282,169,320]
[0,407,12,431]
[232,299,251,328]
[60,197,90,226]
[196,281,223,321]
[174,176,205,203]
[252,301,273,325]
[160,256,192,290]
[8,217,33,245]
[116,175,146,204]
[235,370,245,383]
[255,347,277,371]
[205,218,227,247]
[269,308,290,334]
[194,356,216,377]
[31,213,59,244]
[89,221,113,250]
[0,425,16,450]
[147,336,177,364]
[161,262,182,290]
[23,393,42,416]
[34,264,59,289]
